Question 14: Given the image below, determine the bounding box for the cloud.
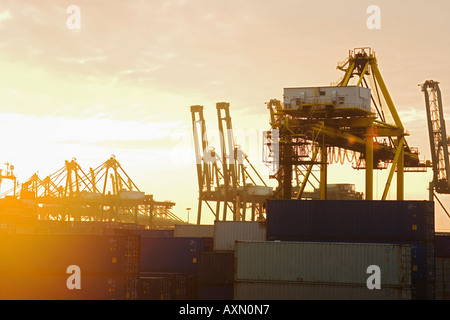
[0,10,11,22]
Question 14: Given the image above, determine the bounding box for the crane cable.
[434,191,450,219]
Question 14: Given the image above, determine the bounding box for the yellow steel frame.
[336,48,406,200]
[272,48,422,201]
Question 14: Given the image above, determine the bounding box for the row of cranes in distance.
[0,156,183,227]
[191,47,450,224]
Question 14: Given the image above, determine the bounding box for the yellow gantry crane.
[191,103,272,224]
[265,47,428,201]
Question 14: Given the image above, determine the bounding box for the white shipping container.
[235,241,411,287]
[214,222,266,251]
[174,224,214,238]
[234,280,411,300]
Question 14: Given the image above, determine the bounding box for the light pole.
[186,208,191,223]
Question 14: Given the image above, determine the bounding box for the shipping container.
[198,285,234,300]
[0,273,138,300]
[435,257,450,300]
[266,200,434,242]
[174,224,214,238]
[132,229,174,237]
[0,234,140,275]
[138,276,172,300]
[198,252,234,286]
[186,274,198,300]
[0,233,140,300]
[138,272,188,300]
[213,221,266,251]
[235,241,411,287]
[265,200,435,300]
[234,280,411,300]
[140,237,205,274]
[435,233,450,257]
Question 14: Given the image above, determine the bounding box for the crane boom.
[421,80,450,194]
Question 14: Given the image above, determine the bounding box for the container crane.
[265,47,428,201]
[0,157,182,227]
[421,80,450,217]
[191,103,272,224]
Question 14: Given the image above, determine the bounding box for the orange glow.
[0,1,448,230]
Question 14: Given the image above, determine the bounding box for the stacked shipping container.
[213,221,266,251]
[234,240,412,300]
[435,233,450,300]
[197,251,234,300]
[0,233,140,299]
[266,200,435,300]
[138,235,208,300]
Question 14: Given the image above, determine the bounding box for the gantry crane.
[0,156,183,227]
[191,103,273,224]
[265,47,428,201]
[421,80,450,216]
[0,163,17,195]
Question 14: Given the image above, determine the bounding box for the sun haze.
[0,1,450,228]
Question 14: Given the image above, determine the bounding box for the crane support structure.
[265,47,428,201]
[191,103,272,224]
[421,80,450,196]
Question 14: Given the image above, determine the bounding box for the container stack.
[213,221,266,252]
[198,251,235,300]
[435,233,450,300]
[189,221,266,300]
[0,233,140,300]
[234,240,412,300]
[265,200,435,300]
[137,234,209,300]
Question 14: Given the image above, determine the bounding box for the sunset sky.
[1,1,450,229]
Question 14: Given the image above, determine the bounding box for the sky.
[1,0,450,229]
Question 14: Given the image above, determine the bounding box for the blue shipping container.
[140,237,205,274]
[267,200,434,242]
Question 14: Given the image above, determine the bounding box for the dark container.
[0,233,140,300]
[140,237,205,274]
[197,285,234,300]
[198,252,234,286]
[435,233,450,258]
[266,200,434,242]
[138,272,188,300]
[132,229,174,237]
[0,234,140,275]
[186,274,198,300]
[203,237,214,252]
[0,273,138,300]
[138,276,172,300]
